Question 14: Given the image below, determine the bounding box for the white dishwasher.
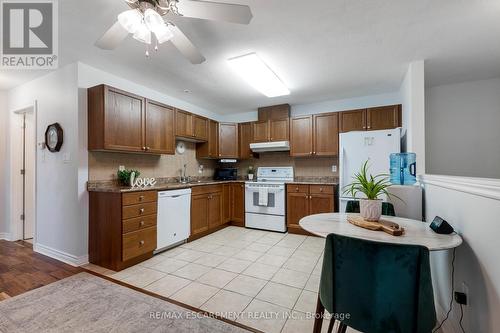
[156,188,191,253]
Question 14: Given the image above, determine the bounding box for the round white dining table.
[299,213,462,251]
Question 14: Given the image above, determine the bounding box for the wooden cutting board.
[347,215,405,236]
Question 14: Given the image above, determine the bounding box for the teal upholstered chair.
[345,200,396,217]
[313,234,436,333]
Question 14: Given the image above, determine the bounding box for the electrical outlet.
[454,292,467,305]
[119,165,125,171]
[331,165,337,173]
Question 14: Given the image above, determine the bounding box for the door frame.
[10,101,37,242]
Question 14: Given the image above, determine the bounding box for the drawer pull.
[320,188,323,192]
[296,187,299,192]
[139,195,145,201]
[139,240,145,246]
[140,221,145,227]
[139,208,145,214]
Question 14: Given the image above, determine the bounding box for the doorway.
[12,106,36,242]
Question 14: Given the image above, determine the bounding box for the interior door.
[104,88,144,152]
[290,116,313,157]
[145,100,175,154]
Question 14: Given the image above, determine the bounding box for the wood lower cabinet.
[286,184,335,235]
[218,123,239,158]
[190,185,223,240]
[89,190,158,271]
[230,183,245,226]
[238,122,253,159]
[290,113,338,157]
[222,184,231,224]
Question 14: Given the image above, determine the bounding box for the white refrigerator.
[339,128,401,213]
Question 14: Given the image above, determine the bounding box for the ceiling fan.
[95,0,253,64]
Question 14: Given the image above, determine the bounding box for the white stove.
[245,167,294,232]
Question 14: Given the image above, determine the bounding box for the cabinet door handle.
[304,194,308,198]
[142,146,146,150]
[309,151,312,155]
[146,146,151,150]
[320,188,323,192]
[139,240,145,246]
[310,195,313,199]
[139,208,145,214]
[367,126,371,129]
[140,221,145,226]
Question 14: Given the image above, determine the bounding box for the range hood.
[250,141,290,153]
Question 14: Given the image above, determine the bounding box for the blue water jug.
[390,153,417,185]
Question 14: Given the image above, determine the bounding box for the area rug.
[0,272,251,333]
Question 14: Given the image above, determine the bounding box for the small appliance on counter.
[214,168,238,181]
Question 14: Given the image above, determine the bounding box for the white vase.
[360,199,382,221]
[248,174,254,180]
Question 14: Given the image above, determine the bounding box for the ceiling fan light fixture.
[154,24,174,44]
[144,8,165,32]
[117,9,143,34]
[228,53,290,97]
[133,23,152,44]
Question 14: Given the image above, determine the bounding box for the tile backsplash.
[88,142,217,181]
[89,143,338,182]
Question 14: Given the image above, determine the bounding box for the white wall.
[400,60,426,175]
[426,77,500,179]
[422,175,500,333]
[0,91,9,239]
[7,64,85,264]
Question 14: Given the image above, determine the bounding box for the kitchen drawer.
[309,185,334,195]
[123,214,157,234]
[287,184,309,194]
[122,226,157,262]
[122,202,157,219]
[191,184,222,196]
[122,191,157,206]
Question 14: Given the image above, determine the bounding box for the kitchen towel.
[258,187,269,206]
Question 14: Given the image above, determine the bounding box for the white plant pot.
[360,199,382,222]
[248,174,254,180]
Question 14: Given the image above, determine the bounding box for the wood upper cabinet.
[218,123,239,158]
[258,104,290,121]
[145,100,175,154]
[290,116,313,157]
[175,109,194,138]
[230,183,245,224]
[252,120,270,142]
[269,118,290,141]
[290,113,338,157]
[286,184,335,234]
[196,120,219,159]
[88,85,174,155]
[193,115,208,141]
[313,112,338,156]
[339,109,367,133]
[366,105,401,131]
[339,105,401,133]
[222,184,231,224]
[238,122,253,160]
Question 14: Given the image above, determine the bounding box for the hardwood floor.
[0,240,82,297]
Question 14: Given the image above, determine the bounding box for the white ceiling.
[2,0,500,115]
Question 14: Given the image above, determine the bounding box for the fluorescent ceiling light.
[228,53,290,97]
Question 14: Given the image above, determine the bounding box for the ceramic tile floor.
[84,226,360,333]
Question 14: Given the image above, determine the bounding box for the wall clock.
[176,141,186,155]
[45,123,63,152]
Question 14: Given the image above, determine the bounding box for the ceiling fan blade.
[176,0,253,24]
[169,25,206,64]
[95,21,129,50]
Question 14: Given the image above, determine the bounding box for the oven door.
[245,184,285,216]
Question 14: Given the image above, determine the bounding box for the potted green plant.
[117,169,140,187]
[247,165,255,181]
[343,160,400,221]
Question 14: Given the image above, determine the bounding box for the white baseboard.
[0,232,11,240]
[33,243,89,267]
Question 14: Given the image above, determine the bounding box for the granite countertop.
[87,177,338,193]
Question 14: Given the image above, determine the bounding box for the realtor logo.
[1,0,58,69]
